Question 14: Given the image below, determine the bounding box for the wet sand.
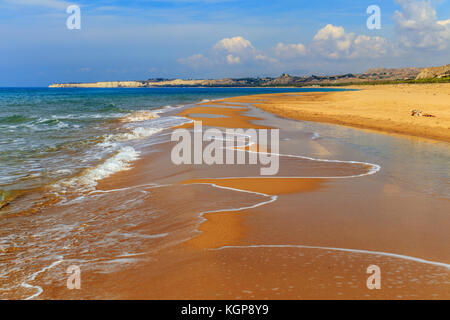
[2,90,449,300]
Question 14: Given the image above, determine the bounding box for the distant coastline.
[49,64,450,88]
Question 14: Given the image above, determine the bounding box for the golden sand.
[176,106,272,129]
[218,84,450,142]
[182,178,324,249]
[183,178,323,196]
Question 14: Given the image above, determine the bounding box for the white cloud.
[310,25,353,59]
[275,43,307,59]
[437,19,450,26]
[213,36,253,54]
[310,24,388,59]
[313,24,346,41]
[178,1,449,74]
[255,54,278,63]
[212,36,261,64]
[179,28,390,74]
[349,35,389,58]
[180,36,278,69]
[394,0,450,50]
[226,54,240,64]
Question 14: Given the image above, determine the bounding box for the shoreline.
[88,95,449,299]
[2,86,449,300]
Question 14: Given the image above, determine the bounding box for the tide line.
[21,259,63,300]
[211,244,450,270]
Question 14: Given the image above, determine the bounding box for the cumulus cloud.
[180,36,278,68]
[178,1,448,73]
[179,28,389,73]
[313,24,346,42]
[394,0,450,50]
[212,36,260,65]
[274,24,389,61]
[311,24,352,59]
[310,24,388,59]
[213,36,253,54]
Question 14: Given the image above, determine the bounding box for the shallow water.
[271,114,450,199]
[0,87,346,210]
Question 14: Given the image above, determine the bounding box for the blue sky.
[0,0,449,86]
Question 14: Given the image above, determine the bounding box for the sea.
[0,87,347,212]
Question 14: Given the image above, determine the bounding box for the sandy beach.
[218,84,450,142]
[1,85,449,300]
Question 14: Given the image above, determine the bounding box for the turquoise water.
[0,87,347,206]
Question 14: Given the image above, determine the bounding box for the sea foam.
[119,110,159,122]
[105,127,164,142]
[55,146,140,190]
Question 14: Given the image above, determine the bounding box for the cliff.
[416,65,450,80]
